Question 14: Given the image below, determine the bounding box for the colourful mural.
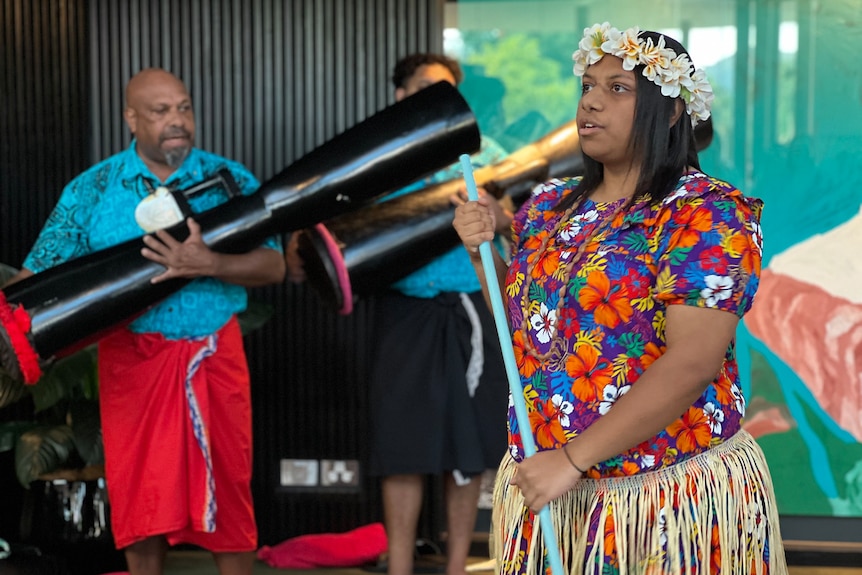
[449,0,862,529]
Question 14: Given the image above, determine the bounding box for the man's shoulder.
[192,149,254,177]
[189,148,260,192]
[67,149,132,188]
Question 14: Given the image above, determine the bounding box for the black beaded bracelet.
[562,445,587,474]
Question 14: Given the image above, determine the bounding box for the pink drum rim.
[313,223,353,315]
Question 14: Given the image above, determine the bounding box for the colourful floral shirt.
[506,172,763,476]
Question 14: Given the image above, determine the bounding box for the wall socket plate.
[278,458,361,492]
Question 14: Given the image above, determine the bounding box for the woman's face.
[576,55,638,169]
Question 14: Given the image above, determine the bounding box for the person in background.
[453,24,787,574]
[287,53,511,575]
[6,68,285,575]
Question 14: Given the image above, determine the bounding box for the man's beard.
[164,145,191,168]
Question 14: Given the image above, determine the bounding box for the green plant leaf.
[0,421,38,453]
[29,346,99,412]
[0,368,27,410]
[15,425,76,487]
[237,299,275,336]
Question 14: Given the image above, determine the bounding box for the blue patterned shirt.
[387,136,509,298]
[23,141,282,339]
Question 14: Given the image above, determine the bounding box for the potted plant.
[0,261,274,574]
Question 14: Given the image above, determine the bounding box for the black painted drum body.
[0,81,479,383]
[297,116,715,314]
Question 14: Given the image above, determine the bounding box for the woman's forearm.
[563,348,722,470]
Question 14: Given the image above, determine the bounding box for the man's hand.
[284,232,307,284]
[142,218,217,283]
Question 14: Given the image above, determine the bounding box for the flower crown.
[572,22,713,127]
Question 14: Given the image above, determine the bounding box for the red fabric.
[257,522,387,568]
[98,317,256,551]
[0,291,42,384]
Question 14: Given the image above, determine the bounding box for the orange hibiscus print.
[713,369,736,406]
[529,397,568,448]
[639,342,664,371]
[666,406,712,453]
[728,231,758,274]
[513,329,541,378]
[669,205,713,249]
[532,247,561,279]
[579,271,633,328]
[522,233,561,279]
[566,345,612,402]
[710,522,722,572]
[603,504,618,560]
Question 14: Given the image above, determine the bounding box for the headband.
[572,22,713,126]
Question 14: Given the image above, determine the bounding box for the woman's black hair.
[555,31,701,213]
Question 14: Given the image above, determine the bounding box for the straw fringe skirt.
[492,430,787,574]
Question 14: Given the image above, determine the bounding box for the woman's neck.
[590,165,640,203]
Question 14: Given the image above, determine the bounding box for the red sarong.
[98,317,257,551]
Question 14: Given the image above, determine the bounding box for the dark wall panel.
[0,0,90,542]
[0,0,90,268]
[2,0,445,545]
[87,0,444,182]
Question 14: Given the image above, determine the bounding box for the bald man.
[7,68,284,575]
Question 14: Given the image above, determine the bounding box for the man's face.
[395,63,457,101]
[125,75,196,170]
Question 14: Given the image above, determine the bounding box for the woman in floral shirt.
[453,25,786,575]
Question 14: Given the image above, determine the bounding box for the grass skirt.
[492,430,787,574]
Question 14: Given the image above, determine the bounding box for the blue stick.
[459,154,564,575]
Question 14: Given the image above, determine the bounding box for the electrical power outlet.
[279,459,319,487]
[320,459,360,487]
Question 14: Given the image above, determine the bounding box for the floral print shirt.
[506,172,763,476]
[23,141,282,339]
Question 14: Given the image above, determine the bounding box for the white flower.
[682,68,714,125]
[640,453,656,469]
[572,22,613,75]
[598,383,631,415]
[576,209,599,224]
[559,220,582,241]
[657,508,668,547]
[529,302,557,343]
[639,36,671,83]
[535,179,564,196]
[602,26,641,71]
[703,402,725,434]
[700,275,734,307]
[552,394,574,427]
[746,501,764,540]
[731,383,746,416]
[659,54,693,98]
[509,443,521,459]
[560,209,598,240]
[571,23,713,127]
[662,188,688,205]
[750,220,764,256]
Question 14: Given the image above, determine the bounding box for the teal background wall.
[447,0,862,535]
